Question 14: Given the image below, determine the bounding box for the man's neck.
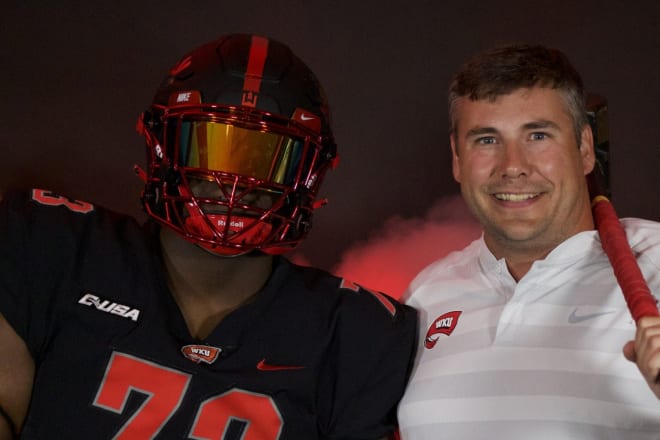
[485,235,565,282]
[159,228,274,339]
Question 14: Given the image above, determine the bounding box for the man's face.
[450,86,596,257]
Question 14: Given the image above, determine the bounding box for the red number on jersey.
[191,390,283,439]
[339,279,396,316]
[94,352,283,439]
[94,352,191,439]
[31,189,94,213]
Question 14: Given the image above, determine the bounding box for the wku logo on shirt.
[424,311,462,349]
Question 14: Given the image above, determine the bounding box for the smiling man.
[397,44,660,439]
[452,85,595,280]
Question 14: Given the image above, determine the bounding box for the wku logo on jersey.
[424,310,462,349]
[181,344,222,364]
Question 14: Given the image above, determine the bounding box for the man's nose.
[499,142,530,179]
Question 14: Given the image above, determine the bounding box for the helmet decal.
[168,90,202,106]
[241,36,269,108]
[169,55,192,77]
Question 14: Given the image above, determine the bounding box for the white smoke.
[331,195,482,300]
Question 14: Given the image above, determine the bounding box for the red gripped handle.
[591,195,659,322]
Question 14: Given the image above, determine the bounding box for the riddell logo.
[216,218,245,228]
[181,345,221,364]
[424,311,462,349]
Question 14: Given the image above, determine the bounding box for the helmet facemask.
[139,104,332,256]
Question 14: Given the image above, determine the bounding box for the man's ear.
[450,133,461,183]
[580,124,596,175]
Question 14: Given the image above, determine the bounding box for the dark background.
[3,1,660,292]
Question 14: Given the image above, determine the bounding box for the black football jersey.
[0,189,418,439]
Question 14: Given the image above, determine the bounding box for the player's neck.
[158,228,274,339]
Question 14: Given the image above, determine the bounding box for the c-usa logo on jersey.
[78,291,141,322]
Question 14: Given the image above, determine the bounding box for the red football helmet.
[136,34,337,256]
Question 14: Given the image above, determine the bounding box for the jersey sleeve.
[317,282,418,439]
[0,190,41,351]
[0,189,96,356]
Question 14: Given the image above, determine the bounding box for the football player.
[0,34,417,439]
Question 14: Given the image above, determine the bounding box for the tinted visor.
[177,120,304,185]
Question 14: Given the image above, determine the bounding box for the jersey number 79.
[93,352,283,439]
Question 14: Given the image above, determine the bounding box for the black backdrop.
[3,0,660,283]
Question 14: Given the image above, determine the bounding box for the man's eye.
[530,132,548,141]
[476,137,496,145]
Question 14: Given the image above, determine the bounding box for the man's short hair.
[448,44,588,145]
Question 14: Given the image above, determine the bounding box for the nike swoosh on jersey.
[256,358,305,371]
[568,308,616,323]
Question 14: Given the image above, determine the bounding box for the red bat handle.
[591,195,659,322]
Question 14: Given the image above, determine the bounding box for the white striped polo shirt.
[398,218,660,439]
